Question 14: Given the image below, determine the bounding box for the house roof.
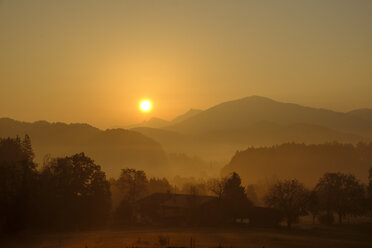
[137,193,217,209]
[161,194,216,208]
[136,192,173,206]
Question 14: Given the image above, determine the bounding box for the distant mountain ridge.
[2,96,371,177]
[0,118,168,177]
[166,96,372,138]
[171,109,202,124]
[129,108,202,129]
[128,117,171,129]
[348,109,372,123]
[223,142,372,185]
[133,120,365,162]
[133,96,371,161]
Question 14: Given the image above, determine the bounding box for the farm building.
[135,193,281,226]
[136,193,217,225]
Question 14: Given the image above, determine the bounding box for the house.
[135,193,281,227]
[136,193,217,225]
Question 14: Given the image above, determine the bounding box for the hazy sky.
[1,0,371,128]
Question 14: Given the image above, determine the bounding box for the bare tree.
[116,168,148,203]
[264,179,308,229]
[315,172,365,224]
[207,177,227,199]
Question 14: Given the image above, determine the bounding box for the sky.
[0,0,371,129]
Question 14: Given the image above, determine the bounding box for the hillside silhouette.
[129,108,202,129]
[134,121,365,162]
[1,96,371,177]
[131,127,192,154]
[166,96,372,138]
[133,96,370,161]
[348,108,372,123]
[128,117,170,129]
[0,118,168,177]
[223,142,372,185]
[171,108,203,124]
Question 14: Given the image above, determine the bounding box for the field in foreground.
[2,224,372,248]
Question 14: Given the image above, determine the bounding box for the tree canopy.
[315,172,365,224]
[264,179,308,228]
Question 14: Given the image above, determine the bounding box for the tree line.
[1,136,372,235]
[264,172,369,228]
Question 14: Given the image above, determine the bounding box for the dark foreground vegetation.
[2,225,372,248]
[1,136,372,246]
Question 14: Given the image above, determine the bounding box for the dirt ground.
[2,224,372,248]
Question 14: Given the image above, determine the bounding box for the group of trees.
[1,135,372,234]
[206,172,252,223]
[0,136,111,234]
[37,153,111,229]
[0,136,36,233]
[264,172,370,228]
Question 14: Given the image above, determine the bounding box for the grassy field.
[2,224,372,248]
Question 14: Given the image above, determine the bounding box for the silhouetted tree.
[307,190,319,224]
[147,177,172,195]
[208,177,227,199]
[222,172,252,221]
[264,179,308,228]
[21,134,34,162]
[116,169,148,203]
[223,173,247,201]
[0,136,37,234]
[315,172,365,224]
[188,184,199,196]
[114,169,148,224]
[181,182,208,196]
[39,153,111,229]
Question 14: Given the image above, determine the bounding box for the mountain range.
[128,109,202,129]
[166,96,372,137]
[347,108,372,123]
[1,96,371,178]
[0,118,168,177]
[132,96,371,161]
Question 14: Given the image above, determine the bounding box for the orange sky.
[0,0,371,129]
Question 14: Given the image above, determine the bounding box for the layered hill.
[0,118,168,177]
[348,109,372,123]
[133,96,370,161]
[166,96,372,138]
[223,142,372,185]
[2,96,371,178]
[128,117,170,129]
[134,121,365,162]
[129,108,202,129]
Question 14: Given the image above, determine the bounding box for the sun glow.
[140,100,152,112]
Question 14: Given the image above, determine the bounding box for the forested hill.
[223,142,372,185]
[0,118,168,177]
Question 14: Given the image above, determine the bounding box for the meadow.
[3,224,372,248]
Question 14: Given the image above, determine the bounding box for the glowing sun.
[140,100,152,112]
